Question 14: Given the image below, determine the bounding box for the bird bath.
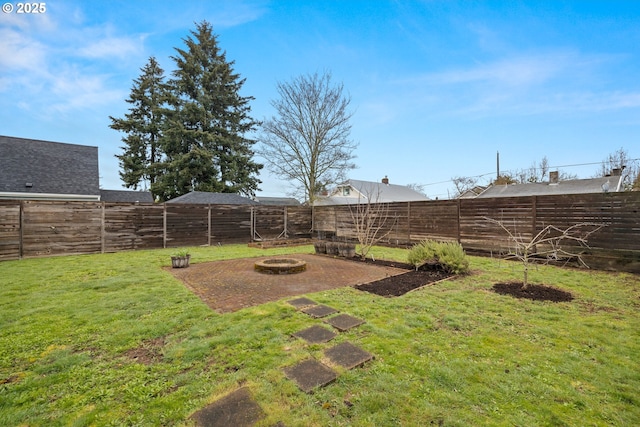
[254,258,307,274]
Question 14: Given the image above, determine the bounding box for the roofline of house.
[0,192,101,201]
[0,134,98,149]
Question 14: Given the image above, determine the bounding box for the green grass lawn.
[1,244,639,426]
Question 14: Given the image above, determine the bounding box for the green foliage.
[171,249,190,257]
[110,56,168,198]
[111,22,263,202]
[408,240,470,274]
[1,245,639,426]
[153,21,262,201]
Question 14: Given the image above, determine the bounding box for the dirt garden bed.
[492,282,574,302]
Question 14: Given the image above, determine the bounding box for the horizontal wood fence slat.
[0,202,309,260]
[0,201,21,260]
[311,192,640,273]
[104,203,164,252]
[0,192,638,272]
[21,201,103,258]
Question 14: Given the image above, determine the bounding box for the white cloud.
[212,0,269,28]
[389,50,637,119]
[416,52,582,88]
[0,5,144,114]
[78,35,145,60]
[0,7,56,31]
[0,28,47,71]
[48,69,124,112]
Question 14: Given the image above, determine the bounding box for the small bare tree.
[349,186,394,260]
[485,217,605,289]
[451,176,479,198]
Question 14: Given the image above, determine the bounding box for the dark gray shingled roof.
[256,196,301,206]
[0,135,99,196]
[100,189,154,203]
[165,191,259,205]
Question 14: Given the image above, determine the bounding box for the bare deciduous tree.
[349,186,395,260]
[259,71,357,204]
[594,147,639,191]
[451,176,479,198]
[485,216,605,289]
[406,182,427,197]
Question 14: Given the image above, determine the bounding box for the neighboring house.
[255,196,300,206]
[0,135,100,201]
[0,135,155,202]
[457,185,488,199]
[314,176,430,206]
[476,171,625,198]
[100,189,154,203]
[165,191,259,205]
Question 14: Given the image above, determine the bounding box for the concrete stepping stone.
[324,314,365,331]
[325,341,374,370]
[292,324,337,344]
[191,387,264,427]
[288,297,317,309]
[284,359,338,393]
[301,304,338,318]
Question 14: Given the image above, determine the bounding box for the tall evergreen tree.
[110,56,167,199]
[154,21,262,201]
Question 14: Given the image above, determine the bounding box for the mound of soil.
[326,254,454,297]
[354,268,453,297]
[492,282,573,302]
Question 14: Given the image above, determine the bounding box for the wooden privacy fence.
[0,201,312,260]
[312,192,640,272]
[1,192,639,271]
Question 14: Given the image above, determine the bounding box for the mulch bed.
[492,282,574,302]
[346,256,576,302]
[337,256,454,297]
[354,269,453,297]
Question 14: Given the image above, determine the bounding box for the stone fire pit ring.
[254,258,307,274]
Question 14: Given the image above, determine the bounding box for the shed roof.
[165,191,259,205]
[256,196,300,206]
[100,189,154,203]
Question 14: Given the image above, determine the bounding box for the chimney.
[549,171,559,184]
[612,168,622,176]
[381,176,389,185]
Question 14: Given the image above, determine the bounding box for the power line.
[421,157,640,198]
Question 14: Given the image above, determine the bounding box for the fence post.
[406,201,411,244]
[163,204,167,249]
[531,196,537,240]
[208,205,211,247]
[19,200,24,259]
[283,206,288,239]
[101,202,105,254]
[250,207,254,241]
[457,198,461,243]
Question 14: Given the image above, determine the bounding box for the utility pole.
[496,151,500,179]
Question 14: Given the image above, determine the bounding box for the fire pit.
[254,258,307,274]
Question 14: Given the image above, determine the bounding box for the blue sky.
[2,0,639,199]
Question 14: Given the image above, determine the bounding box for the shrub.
[407,240,469,274]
